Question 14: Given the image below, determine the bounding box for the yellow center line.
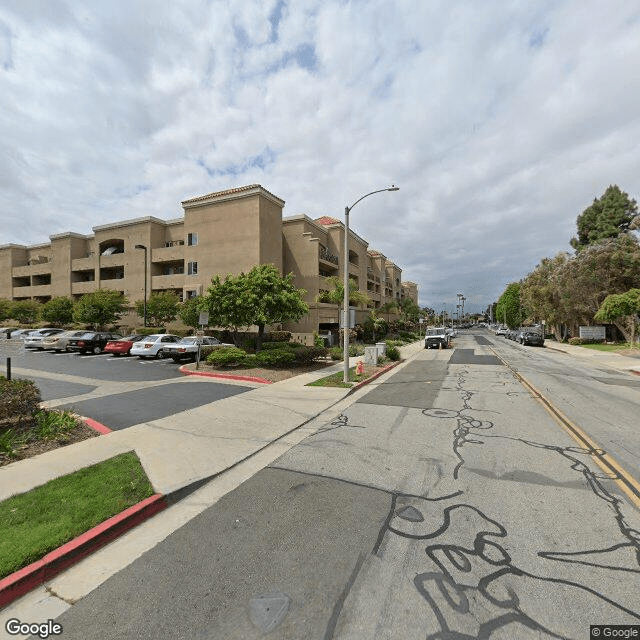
[489,347,640,509]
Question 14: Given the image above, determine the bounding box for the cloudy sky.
[1,1,639,314]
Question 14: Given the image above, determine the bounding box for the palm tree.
[380,301,399,322]
[367,309,387,343]
[316,276,371,309]
[316,276,371,346]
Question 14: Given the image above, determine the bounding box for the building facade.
[0,184,418,338]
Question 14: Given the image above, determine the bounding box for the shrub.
[136,327,165,336]
[267,331,291,342]
[568,337,584,345]
[348,344,365,357]
[386,345,401,361]
[0,378,41,425]
[294,346,329,364]
[206,347,248,366]
[329,346,343,360]
[253,350,297,367]
[200,345,226,359]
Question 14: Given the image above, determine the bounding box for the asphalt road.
[6,347,254,430]
[46,332,640,639]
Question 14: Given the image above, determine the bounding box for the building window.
[187,232,198,246]
[187,261,198,275]
[185,290,197,299]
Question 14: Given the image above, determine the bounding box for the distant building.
[0,184,417,340]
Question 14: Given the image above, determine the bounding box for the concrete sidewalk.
[0,343,425,611]
[543,339,640,375]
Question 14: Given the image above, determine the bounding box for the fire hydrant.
[356,360,364,375]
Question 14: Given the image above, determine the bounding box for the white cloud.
[1,0,639,312]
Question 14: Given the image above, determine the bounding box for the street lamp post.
[134,244,148,327]
[343,185,399,383]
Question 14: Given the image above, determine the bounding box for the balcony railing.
[319,246,339,265]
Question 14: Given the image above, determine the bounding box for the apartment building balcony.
[99,254,126,267]
[151,274,185,290]
[30,284,52,297]
[99,267,125,281]
[152,245,185,263]
[12,263,52,277]
[71,257,97,270]
[71,281,97,295]
[319,246,339,267]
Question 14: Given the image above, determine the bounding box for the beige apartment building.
[0,184,418,339]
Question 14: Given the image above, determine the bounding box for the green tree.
[316,276,371,309]
[570,185,638,251]
[135,292,180,326]
[520,253,570,338]
[379,301,399,322]
[73,290,128,329]
[203,265,309,349]
[495,283,524,329]
[10,300,42,324]
[40,297,75,326]
[178,295,204,329]
[594,288,640,346]
[398,297,420,322]
[0,298,12,322]
[364,310,387,343]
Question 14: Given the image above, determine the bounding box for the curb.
[82,416,112,435]
[350,361,400,392]
[0,494,167,610]
[179,365,272,384]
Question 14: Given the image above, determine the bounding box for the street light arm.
[346,186,399,213]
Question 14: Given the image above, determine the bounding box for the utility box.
[364,346,378,365]
[376,342,386,356]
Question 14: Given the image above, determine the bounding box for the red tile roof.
[314,216,342,226]
[182,184,282,205]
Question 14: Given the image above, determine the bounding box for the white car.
[130,334,181,359]
[23,328,66,350]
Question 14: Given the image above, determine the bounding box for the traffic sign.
[0,340,23,356]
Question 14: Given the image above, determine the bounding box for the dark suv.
[67,332,122,354]
[516,329,544,346]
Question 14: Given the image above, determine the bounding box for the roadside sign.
[0,340,23,356]
[198,312,210,326]
[196,330,205,336]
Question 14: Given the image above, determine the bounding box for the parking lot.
[2,345,256,431]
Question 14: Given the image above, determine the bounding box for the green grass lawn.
[306,365,382,388]
[0,451,154,579]
[579,342,635,352]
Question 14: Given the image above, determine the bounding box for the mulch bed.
[183,360,337,382]
[0,419,99,467]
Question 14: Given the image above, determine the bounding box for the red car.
[104,335,145,356]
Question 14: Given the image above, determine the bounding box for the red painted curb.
[630,370,640,376]
[0,494,167,609]
[82,416,112,434]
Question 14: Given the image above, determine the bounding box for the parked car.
[8,329,37,340]
[424,327,450,349]
[495,326,507,336]
[67,331,122,355]
[23,328,66,350]
[517,329,545,347]
[41,330,89,352]
[129,334,181,359]
[163,336,233,363]
[104,335,146,356]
